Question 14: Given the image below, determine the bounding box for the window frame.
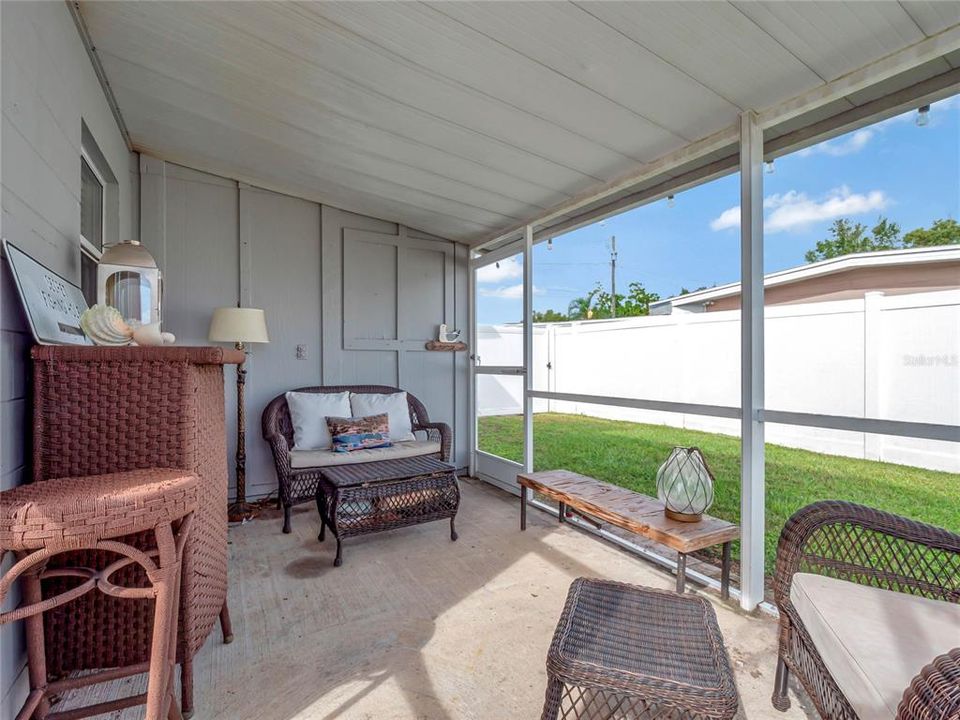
[80,148,106,261]
[79,146,109,307]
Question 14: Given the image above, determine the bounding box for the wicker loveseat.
[772,501,960,720]
[262,385,452,533]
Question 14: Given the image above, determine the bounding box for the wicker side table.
[542,578,739,720]
[315,456,460,566]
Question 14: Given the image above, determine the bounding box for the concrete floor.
[59,477,815,719]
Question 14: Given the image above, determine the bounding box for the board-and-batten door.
[331,227,457,441]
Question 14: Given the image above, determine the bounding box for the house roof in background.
[651,245,960,311]
[77,2,960,244]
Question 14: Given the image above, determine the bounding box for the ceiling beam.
[473,24,960,250]
[475,124,739,250]
[532,152,737,242]
[765,66,960,159]
[757,23,960,130]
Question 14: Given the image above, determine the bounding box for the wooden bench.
[518,469,740,599]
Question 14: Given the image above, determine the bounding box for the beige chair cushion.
[790,573,960,720]
[289,440,441,469]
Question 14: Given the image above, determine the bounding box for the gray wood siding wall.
[141,164,470,503]
[0,2,138,711]
[322,207,471,468]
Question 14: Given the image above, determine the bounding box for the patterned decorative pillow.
[326,414,392,453]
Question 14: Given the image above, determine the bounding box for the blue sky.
[477,96,959,324]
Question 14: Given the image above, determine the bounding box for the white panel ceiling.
[79,1,959,244]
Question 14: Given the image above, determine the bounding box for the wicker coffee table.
[541,578,739,720]
[315,456,460,566]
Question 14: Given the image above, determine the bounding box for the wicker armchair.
[898,648,960,720]
[771,501,960,720]
[262,385,452,533]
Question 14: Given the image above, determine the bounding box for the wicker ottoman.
[542,578,739,720]
[315,456,460,566]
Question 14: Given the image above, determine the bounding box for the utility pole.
[609,235,617,318]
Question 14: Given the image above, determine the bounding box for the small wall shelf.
[425,340,467,352]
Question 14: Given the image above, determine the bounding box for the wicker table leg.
[558,501,566,523]
[540,677,563,720]
[219,603,234,644]
[720,541,732,601]
[676,553,687,593]
[331,488,344,567]
[315,490,328,543]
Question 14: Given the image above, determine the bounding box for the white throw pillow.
[350,392,415,442]
[285,391,351,450]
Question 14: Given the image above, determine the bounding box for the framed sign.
[2,238,92,345]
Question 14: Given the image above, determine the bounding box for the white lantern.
[97,240,161,325]
[656,447,715,523]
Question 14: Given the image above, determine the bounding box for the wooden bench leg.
[676,553,687,593]
[721,541,732,601]
[520,485,528,531]
[558,501,566,523]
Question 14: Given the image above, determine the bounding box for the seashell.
[132,323,164,346]
[80,305,134,346]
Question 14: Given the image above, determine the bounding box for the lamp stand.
[228,341,260,522]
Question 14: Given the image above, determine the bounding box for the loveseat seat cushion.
[790,572,960,720]
[289,440,441,469]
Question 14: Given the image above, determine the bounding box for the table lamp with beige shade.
[209,307,269,520]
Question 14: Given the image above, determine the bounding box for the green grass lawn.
[478,412,960,572]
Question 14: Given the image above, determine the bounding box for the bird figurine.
[438,324,461,343]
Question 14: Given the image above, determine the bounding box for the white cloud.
[476,256,522,284]
[766,186,887,232]
[709,185,889,234]
[709,206,741,231]
[797,128,875,157]
[479,283,543,299]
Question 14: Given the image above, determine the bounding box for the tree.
[565,282,660,320]
[871,217,901,248]
[902,218,960,248]
[804,216,958,263]
[567,287,600,320]
[619,282,661,316]
[804,217,901,263]
[532,309,570,323]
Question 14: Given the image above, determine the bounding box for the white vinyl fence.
[476,288,960,473]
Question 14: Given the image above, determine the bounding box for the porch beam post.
[522,225,534,473]
[468,252,478,477]
[739,110,766,612]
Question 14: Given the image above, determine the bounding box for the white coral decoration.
[79,305,134,346]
